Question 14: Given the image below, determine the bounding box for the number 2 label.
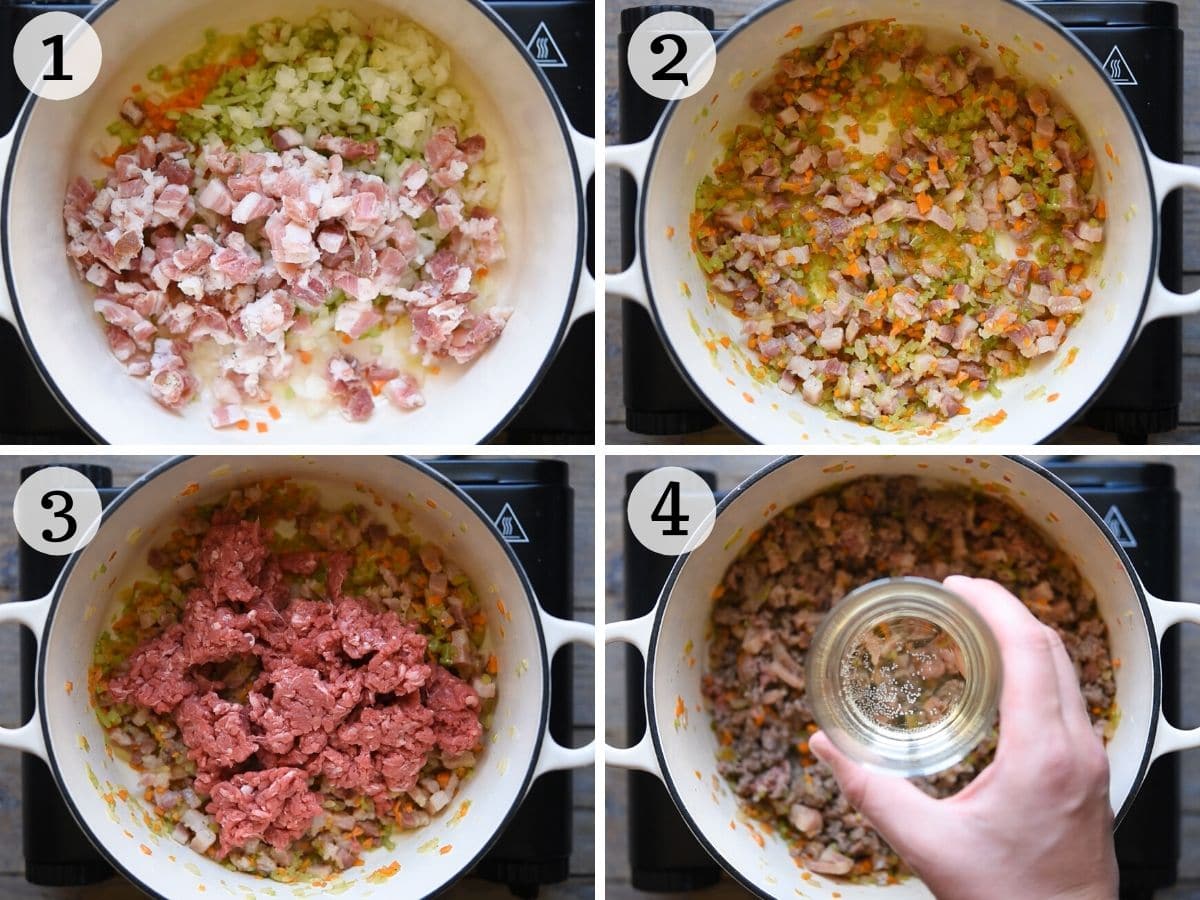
[650,34,689,86]
[627,11,715,102]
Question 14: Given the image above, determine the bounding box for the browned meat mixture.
[692,21,1104,430]
[703,476,1115,883]
[842,614,966,732]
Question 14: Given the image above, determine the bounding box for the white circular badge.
[627,11,716,102]
[14,467,103,556]
[14,12,102,101]
[627,467,717,556]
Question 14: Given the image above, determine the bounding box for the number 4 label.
[628,467,716,556]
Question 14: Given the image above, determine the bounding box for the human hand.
[810,575,1117,900]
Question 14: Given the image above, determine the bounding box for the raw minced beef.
[692,21,1105,429]
[703,476,1115,883]
[91,479,497,880]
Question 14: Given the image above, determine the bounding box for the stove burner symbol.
[1101,45,1138,87]
[493,501,530,544]
[526,21,567,69]
[1103,505,1138,549]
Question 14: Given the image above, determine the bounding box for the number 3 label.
[14,12,102,100]
[627,467,716,556]
[627,11,716,101]
[14,467,103,556]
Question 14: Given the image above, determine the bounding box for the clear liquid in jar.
[840,615,967,734]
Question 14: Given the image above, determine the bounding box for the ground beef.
[107,623,196,713]
[207,767,322,855]
[99,484,487,859]
[703,476,1115,883]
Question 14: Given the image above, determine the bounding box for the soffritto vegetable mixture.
[63,11,506,430]
[90,479,496,880]
[703,477,1116,882]
[692,21,1105,429]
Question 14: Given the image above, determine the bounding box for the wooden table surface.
[604,455,1200,899]
[604,0,1200,445]
[0,456,594,899]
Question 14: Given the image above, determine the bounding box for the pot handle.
[531,611,595,777]
[564,126,596,331]
[0,594,51,760]
[568,270,596,328]
[0,129,14,325]
[604,612,664,778]
[1144,155,1200,322]
[1146,593,1200,760]
[605,139,655,310]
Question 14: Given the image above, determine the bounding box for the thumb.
[809,731,944,860]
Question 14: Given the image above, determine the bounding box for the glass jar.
[805,577,1002,777]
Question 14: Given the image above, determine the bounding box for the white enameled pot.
[0,0,593,444]
[0,455,593,899]
[607,456,1200,899]
[608,0,1200,444]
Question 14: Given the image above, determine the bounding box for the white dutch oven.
[607,455,1200,899]
[0,455,593,899]
[1,0,593,444]
[608,0,1200,444]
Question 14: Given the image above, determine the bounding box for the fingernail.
[809,731,829,761]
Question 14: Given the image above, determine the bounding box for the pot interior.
[642,0,1154,443]
[650,456,1154,898]
[37,455,547,898]
[7,0,581,443]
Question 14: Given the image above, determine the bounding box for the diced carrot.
[895,162,910,176]
[298,349,313,364]
[915,193,933,215]
[1068,263,1083,280]
[998,164,1012,177]
[255,422,268,434]
[436,771,451,788]
[927,156,939,174]
[267,405,281,420]
[1095,199,1107,220]
[486,654,499,675]
[844,259,862,278]
[235,420,249,431]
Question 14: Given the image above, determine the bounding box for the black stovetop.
[621,459,1182,898]
[618,2,1183,443]
[0,0,594,445]
[19,457,577,897]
